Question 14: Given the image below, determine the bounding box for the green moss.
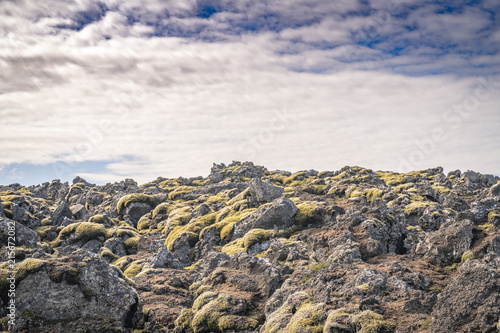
[152,202,179,219]
[488,210,500,222]
[477,223,494,231]
[356,284,371,292]
[444,263,461,272]
[16,258,45,281]
[168,186,196,200]
[123,261,142,277]
[365,188,383,203]
[89,214,106,224]
[193,291,218,311]
[221,239,245,255]
[243,229,274,251]
[99,247,119,262]
[41,218,52,226]
[312,262,329,272]
[349,188,366,198]
[218,315,259,331]
[117,194,155,213]
[352,310,396,333]
[124,236,140,250]
[432,186,451,194]
[286,302,327,333]
[420,317,432,329]
[295,202,318,227]
[75,222,106,240]
[404,201,438,215]
[377,172,406,186]
[212,208,256,242]
[137,216,151,231]
[191,293,238,333]
[461,251,474,263]
[176,308,194,330]
[165,213,217,251]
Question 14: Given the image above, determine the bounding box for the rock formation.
[1,161,499,332]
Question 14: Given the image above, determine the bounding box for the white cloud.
[0,0,499,184]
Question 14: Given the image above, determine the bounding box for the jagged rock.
[14,250,141,332]
[415,219,473,265]
[70,204,87,220]
[103,237,127,257]
[442,192,470,212]
[52,201,73,226]
[125,202,153,227]
[0,202,4,218]
[0,218,40,248]
[470,198,500,223]
[149,246,182,269]
[231,196,298,240]
[249,177,283,203]
[491,182,500,197]
[431,260,500,333]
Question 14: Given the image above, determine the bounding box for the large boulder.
[14,249,141,332]
[248,178,283,203]
[231,196,298,240]
[0,218,40,249]
[52,201,73,226]
[415,219,473,265]
[431,260,500,333]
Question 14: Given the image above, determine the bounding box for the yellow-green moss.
[477,223,494,231]
[137,216,151,231]
[16,258,45,281]
[356,284,371,292]
[488,210,500,222]
[377,172,406,186]
[432,186,451,194]
[193,291,218,311]
[311,262,329,272]
[212,208,256,242]
[123,261,142,277]
[221,239,245,255]
[165,213,217,251]
[124,236,140,250]
[218,315,260,331]
[168,186,196,200]
[461,251,474,262]
[99,247,119,262]
[117,194,155,213]
[75,222,106,240]
[352,310,396,333]
[404,201,438,215]
[295,202,317,227]
[175,308,194,330]
[89,214,106,224]
[365,188,383,203]
[286,302,327,333]
[420,317,432,329]
[243,229,274,251]
[191,293,237,333]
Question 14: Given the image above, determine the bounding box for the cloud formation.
[0,0,499,184]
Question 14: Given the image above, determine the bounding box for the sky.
[0,0,499,186]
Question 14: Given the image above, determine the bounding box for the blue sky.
[0,0,499,185]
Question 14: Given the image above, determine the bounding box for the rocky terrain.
[1,161,500,333]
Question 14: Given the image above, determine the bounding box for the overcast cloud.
[0,0,499,185]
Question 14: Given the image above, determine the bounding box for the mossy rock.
[404,201,438,215]
[16,258,46,281]
[117,194,155,213]
[243,229,274,252]
[165,213,217,251]
[377,172,406,187]
[168,186,196,200]
[123,261,143,277]
[352,310,396,333]
[221,239,245,255]
[286,302,327,333]
[75,222,106,240]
